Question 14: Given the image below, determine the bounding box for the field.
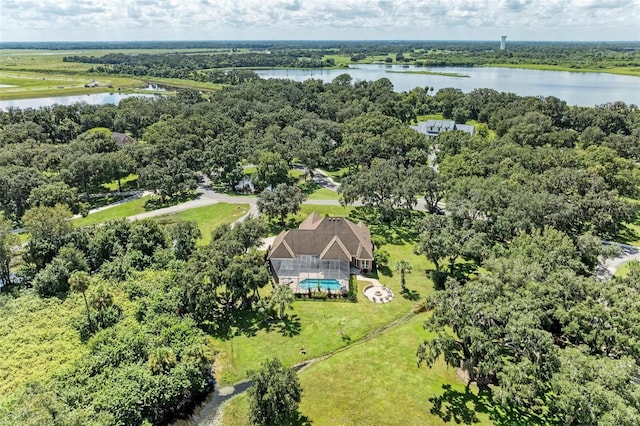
[154,203,250,245]
[72,196,152,227]
[0,49,214,100]
[0,70,146,100]
[222,315,495,426]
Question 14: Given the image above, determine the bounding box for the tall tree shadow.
[205,308,269,340]
[276,314,302,337]
[429,384,487,425]
[401,288,421,301]
[429,384,548,426]
[291,413,313,425]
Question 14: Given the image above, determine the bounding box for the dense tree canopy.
[1,67,640,425]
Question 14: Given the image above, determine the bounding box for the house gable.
[319,236,352,262]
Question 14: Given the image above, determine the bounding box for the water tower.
[500,35,507,50]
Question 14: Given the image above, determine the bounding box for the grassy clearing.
[214,283,418,386]
[154,203,249,245]
[307,187,340,200]
[415,113,445,123]
[221,315,494,425]
[613,260,640,278]
[317,167,350,182]
[242,166,257,175]
[100,174,139,192]
[288,169,305,180]
[73,196,151,227]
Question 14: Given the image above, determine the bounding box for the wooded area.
[1,71,640,424]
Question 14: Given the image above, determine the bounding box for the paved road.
[595,242,640,281]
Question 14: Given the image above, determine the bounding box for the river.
[255,64,640,107]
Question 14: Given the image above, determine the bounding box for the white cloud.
[1,0,639,41]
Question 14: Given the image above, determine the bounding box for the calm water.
[0,92,159,110]
[256,64,640,107]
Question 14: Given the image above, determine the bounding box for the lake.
[0,92,160,110]
[1,66,637,109]
[255,64,640,107]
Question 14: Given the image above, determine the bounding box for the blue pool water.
[299,279,342,291]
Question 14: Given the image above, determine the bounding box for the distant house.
[412,119,475,138]
[267,213,374,292]
[111,132,135,147]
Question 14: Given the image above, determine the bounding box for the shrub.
[311,290,327,300]
[347,275,358,303]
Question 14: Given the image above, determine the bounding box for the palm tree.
[90,285,113,313]
[148,347,177,374]
[90,285,114,326]
[393,259,413,292]
[69,271,91,327]
[270,284,295,319]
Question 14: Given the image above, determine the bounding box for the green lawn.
[73,196,151,227]
[289,169,305,180]
[299,204,354,219]
[317,167,349,182]
[221,315,494,425]
[214,217,435,386]
[153,203,249,245]
[416,113,445,122]
[101,174,139,192]
[306,187,340,201]
[613,260,640,278]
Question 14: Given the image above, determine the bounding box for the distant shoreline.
[385,70,470,78]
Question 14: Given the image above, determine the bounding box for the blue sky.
[1,0,639,42]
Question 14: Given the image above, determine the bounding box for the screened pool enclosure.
[269,255,351,293]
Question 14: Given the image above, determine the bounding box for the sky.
[1,0,639,42]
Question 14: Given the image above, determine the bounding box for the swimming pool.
[299,279,342,291]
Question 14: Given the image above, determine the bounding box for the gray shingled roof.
[411,119,475,137]
[268,215,373,261]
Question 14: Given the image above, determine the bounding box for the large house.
[412,119,475,138]
[266,213,374,293]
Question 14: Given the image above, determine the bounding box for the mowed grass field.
[154,203,249,245]
[73,196,249,246]
[73,196,152,227]
[221,315,493,426]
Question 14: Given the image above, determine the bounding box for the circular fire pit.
[363,284,394,304]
